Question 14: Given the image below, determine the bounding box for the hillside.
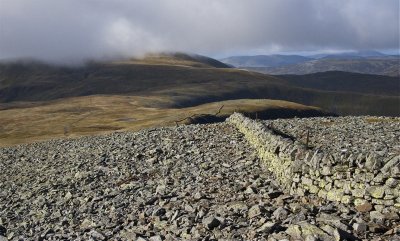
[220,55,312,67]
[119,52,231,68]
[276,71,400,96]
[245,57,400,76]
[0,97,331,146]
[0,53,399,121]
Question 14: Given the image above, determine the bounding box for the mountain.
[220,55,312,67]
[1,53,399,145]
[310,50,387,59]
[246,57,400,76]
[127,52,231,68]
[0,53,398,117]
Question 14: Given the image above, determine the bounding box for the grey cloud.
[0,0,398,63]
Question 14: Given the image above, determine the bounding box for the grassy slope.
[276,71,400,96]
[0,96,328,146]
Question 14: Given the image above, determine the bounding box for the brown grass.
[0,95,322,147]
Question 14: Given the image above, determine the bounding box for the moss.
[354,198,367,206]
[341,195,353,204]
[308,184,320,194]
[318,189,327,199]
[368,186,385,199]
[327,189,344,202]
[351,188,365,198]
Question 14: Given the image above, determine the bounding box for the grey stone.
[64,191,72,201]
[184,204,195,213]
[365,153,382,171]
[370,211,386,224]
[248,205,263,219]
[321,166,332,176]
[385,177,399,188]
[193,192,203,200]
[256,222,276,233]
[149,235,163,241]
[273,207,288,221]
[382,155,400,173]
[286,222,334,241]
[89,230,105,240]
[353,222,367,233]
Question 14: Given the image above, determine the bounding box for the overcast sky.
[0,0,399,63]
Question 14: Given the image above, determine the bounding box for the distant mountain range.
[220,51,400,76]
[309,50,388,59]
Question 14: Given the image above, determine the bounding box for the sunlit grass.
[0,95,322,146]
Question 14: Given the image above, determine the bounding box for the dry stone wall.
[227,113,400,211]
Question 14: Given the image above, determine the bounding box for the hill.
[0,53,399,119]
[220,55,312,67]
[276,71,400,96]
[245,57,400,76]
[121,52,231,68]
[0,97,331,146]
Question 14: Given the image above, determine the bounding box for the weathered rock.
[256,222,277,233]
[368,186,385,199]
[381,156,400,174]
[64,191,73,201]
[365,153,382,171]
[286,222,334,241]
[273,207,289,221]
[248,205,263,219]
[370,211,386,224]
[385,177,399,188]
[89,230,106,240]
[353,222,367,234]
[149,235,163,241]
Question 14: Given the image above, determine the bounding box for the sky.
[0,0,399,63]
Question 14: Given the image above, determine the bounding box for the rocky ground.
[0,122,399,240]
[263,116,400,160]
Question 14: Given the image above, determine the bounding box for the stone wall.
[227,113,400,211]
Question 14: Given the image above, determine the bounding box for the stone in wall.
[227,113,400,210]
